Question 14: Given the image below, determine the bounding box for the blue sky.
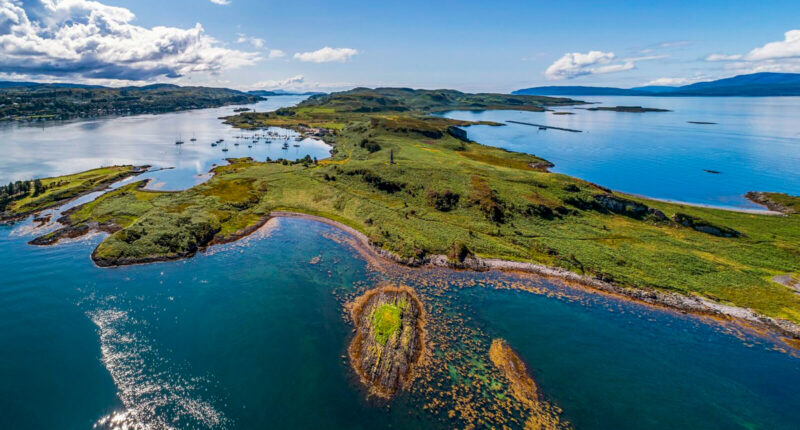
[2,0,800,91]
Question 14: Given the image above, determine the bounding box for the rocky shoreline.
[269,211,800,345]
[746,191,798,215]
[25,205,800,344]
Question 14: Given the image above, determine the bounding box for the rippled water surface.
[1,97,799,429]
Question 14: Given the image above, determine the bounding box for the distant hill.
[0,82,261,122]
[513,73,800,96]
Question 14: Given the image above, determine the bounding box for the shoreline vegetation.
[0,165,148,222]
[4,87,800,345]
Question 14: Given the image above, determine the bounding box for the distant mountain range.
[513,73,800,97]
[247,90,326,97]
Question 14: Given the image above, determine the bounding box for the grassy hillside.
[30,88,800,324]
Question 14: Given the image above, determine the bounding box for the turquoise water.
[442,96,800,210]
[1,97,800,429]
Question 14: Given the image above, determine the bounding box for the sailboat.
[190,133,197,142]
[175,134,184,145]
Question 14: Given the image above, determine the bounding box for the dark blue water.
[442,96,800,210]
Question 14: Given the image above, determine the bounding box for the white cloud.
[545,51,627,80]
[544,50,667,80]
[643,76,709,86]
[0,0,258,81]
[268,49,285,59]
[658,41,693,49]
[250,75,305,90]
[236,33,264,48]
[706,54,743,61]
[293,46,358,63]
[704,30,800,75]
[248,75,356,92]
[209,0,230,5]
[746,29,800,61]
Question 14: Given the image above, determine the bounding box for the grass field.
[28,88,800,324]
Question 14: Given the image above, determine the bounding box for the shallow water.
[1,97,799,429]
[442,96,800,210]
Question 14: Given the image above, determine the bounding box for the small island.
[585,105,670,113]
[347,286,426,398]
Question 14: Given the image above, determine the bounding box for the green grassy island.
[11,88,800,332]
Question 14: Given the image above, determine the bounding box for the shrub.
[470,177,507,223]
[359,138,381,153]
[427,189,460,212]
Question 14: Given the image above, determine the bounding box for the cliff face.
[348,286,426,398]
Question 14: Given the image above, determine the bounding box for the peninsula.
[7,87,800,339]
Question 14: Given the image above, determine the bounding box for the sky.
[2,0,800,92]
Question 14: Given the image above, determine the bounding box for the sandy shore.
[269,211,800,344]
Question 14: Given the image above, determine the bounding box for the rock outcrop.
[746,191,798,215]
[672,213,742,237]
[446,125,470,142]
[489,339,572,430]
[347,286,426,398]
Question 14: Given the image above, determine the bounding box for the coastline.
[625,193,785,215]
[269,211,800,345]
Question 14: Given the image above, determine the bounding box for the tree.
[33,179,45,197]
